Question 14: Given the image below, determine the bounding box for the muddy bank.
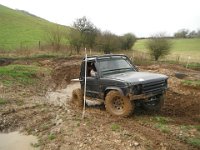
[141,64,200,120]
[0,58,200,150]
[51,63,81,89]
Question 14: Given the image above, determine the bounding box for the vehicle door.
[81,60,101,98]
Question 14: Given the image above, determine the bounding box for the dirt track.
[0,57,199,150]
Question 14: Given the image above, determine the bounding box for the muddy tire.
[72,88,83,107]
[105,91,134,117]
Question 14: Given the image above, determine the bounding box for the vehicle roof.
[84,54,128,61]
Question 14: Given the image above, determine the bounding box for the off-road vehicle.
[72,54,168,117]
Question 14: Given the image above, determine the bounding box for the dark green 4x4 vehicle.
[72,54,168,117]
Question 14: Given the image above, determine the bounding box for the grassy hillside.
[0,4,69,50]
[133,38,200,62]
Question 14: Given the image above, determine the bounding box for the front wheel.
[105,91,134,117]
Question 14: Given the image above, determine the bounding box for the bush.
[121,33,137,50]
[95,31,121,53]
[146,34,172,61]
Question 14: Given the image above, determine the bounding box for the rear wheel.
[71,88,83,107]
[105,91,134,117]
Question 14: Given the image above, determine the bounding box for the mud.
[140,64,200,121]
[0,58,199,150]
[0,131,39,150]
[46,82,80,106]
[50,58,81,89]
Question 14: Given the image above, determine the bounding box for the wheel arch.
[104,87,124,99]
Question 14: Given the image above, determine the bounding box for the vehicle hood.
[104,71,168,84]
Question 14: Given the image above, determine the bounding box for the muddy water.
[46,82,102,106]
[46,82,80,106]
[0,132,39,150]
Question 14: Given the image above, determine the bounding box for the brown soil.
[140,64,200,122]
[0,57,199,150]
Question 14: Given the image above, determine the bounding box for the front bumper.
[128,91,166,101]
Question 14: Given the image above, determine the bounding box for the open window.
[87,61,97,77]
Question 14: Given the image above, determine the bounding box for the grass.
[0,49,72,59]
[30,53,71,59]
[185,63,200,70]
[134,38,200,52]
[153,116,171,125]
[181,80,200,88]
[153,116,171,133]
[133,38,200,63]
[30,142,40,148]
[0,98,7,105]
[112,49,200,69]
[111,123,121,131]
[187,138,200,148]
[0,64,48,86]
[179,125,200,148]
[180,125,200,132]
[41,123,50,131]
[195,125,200,132]
[180,125,193,131]
[48,133,56,140]
[154,123,170,133]
[0,4,69,50]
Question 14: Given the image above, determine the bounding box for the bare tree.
[174,29,189,38]
[68,28,82,54]
[96,31,121,54]
[73,16,97,49]
[188,29,200,38]
[46,25,65,51]
[146,33,172,61]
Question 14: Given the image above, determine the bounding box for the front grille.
[142,80,167,94]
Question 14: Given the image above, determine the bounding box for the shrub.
[146,33,172,61]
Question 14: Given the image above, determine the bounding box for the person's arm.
[90,69,96,77]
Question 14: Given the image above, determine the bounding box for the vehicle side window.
[87,61,97,77]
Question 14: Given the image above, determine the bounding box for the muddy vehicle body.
[73,54,168,116]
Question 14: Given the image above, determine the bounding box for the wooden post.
[82,48,87,119]
[186,56,191,69]
[39,41,41,50]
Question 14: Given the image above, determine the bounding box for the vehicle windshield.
[99,58,134,76]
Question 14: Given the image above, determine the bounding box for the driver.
[89,62,96,77]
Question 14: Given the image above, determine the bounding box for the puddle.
[0,131,39,150]
[46,82,80,106]
[46,82,103,106]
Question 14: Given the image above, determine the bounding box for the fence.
[0,40,58,51]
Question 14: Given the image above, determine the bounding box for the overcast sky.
[0,0,200,37]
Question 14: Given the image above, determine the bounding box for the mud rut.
[0,58,199,150]
[45,60,200,149]
[51,61,200,121]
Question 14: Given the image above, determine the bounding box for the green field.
[133,38,200,62]
[0,4,69,50]
[1,4,200,63]
[0,64,50,86]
